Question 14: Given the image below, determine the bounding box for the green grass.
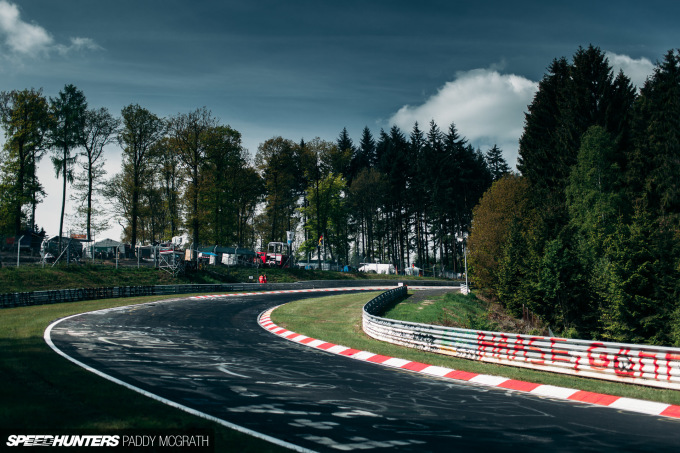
[271,291,680,407]
[0,265,181,293]
[385,292,498,331]
[0,294,289,452]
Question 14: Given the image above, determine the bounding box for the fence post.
[16,235,24,267]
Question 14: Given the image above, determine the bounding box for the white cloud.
[69,37,103,52]
[606,51,655,89]
[389,68,538,167]
[0,1,100,58]
[388,51,656,168]
[0,0,53,55]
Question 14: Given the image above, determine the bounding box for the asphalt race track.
[46,291,680,452]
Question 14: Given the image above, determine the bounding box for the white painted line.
[45,311,316,453]
[307,339,326,348]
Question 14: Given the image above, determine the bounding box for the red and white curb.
[258,307,680,420]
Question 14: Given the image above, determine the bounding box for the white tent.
[89,238,125,258]
[358,263,396,274]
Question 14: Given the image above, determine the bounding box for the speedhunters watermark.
[6,436,120,448]
[2,430,213,451]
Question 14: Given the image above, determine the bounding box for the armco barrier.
[0,284,246,308]
[363,292,680,390]
[0,279,451,309]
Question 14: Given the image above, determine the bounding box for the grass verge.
[384,291,499,331]
[0,294,289,453]
[270,291,680,407]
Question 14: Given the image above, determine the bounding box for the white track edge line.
[44,309,317,453]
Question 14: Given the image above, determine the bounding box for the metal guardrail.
[0,279,447,309]
[0,284,243,308]
[363,289,680,390]
[363,285,409,315]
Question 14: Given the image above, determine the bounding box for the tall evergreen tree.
[356,126,376,170]
[409,122,428,266]
[485,144,510,181]
[515,45,636,331]
[517,56,570,206]
[519,46,634,218]
[629,50,680,221]
[50,84,87,249]
[336,127,356,182]
[348,167,385,262]
[422,121,446,265]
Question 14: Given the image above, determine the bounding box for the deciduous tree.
[168,107,217,248]
[115,104,165,250]
[72,107,119,240]
[0,88,51,235]
[468,174,529,298]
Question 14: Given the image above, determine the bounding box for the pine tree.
[356,126,377,169]
[336,127,356,182]
[513,46,637,335]
[517,57,570,206]
[485,144,510,181]
[50,84,87,249]
[629,50,680,221]
[409,122,428,266]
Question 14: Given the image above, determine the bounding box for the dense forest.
[467,46,680,346]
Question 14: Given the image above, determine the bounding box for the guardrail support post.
[17,235,24,267]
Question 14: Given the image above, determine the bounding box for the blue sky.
[0,0,678,240]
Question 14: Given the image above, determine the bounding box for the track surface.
[47,291,680,452]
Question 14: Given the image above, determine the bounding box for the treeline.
[468,46,680,346]
[0,92,260,250]
[0,85,505,272]
[254,124,504,270]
